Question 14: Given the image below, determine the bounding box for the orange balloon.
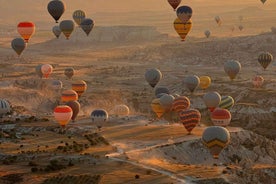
[17,22,35,43]
[54,105,73,127]
[61,90,78,102]
[72,80,87,97]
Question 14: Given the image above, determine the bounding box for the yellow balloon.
[199,76,211,89]
[174,18,192,41]
[151,98,165,118]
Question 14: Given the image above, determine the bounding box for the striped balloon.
[72,80,87,97]
[151,98,165,118]
[179,109,201,134]
[59,20,75,40]
[54,105,73,127]
[0,99,11,116]
[61,90,78,102]
[202,126,230,159]
[172,96,190,113]
[17,22,35,43]
[41,64,53,78]
[173,18,192,41]
[252,75,264,88]
[64,67,74,79]
[211,108,231,127]
[91,109,109,129]
[73,10,86,26]
[219,96,234,110]
[258,52,273,70]
[47,0,65,23]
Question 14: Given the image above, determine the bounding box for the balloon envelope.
[224,60,241,80]
[211,108,231,127]
[203,91,221,112]
[167,0,182,10]
[54,105,73,127]
[91,109,109,128]
[252,75,264,88]
[72,80,87,97]
[66,101,80,121]
[17,22,35,43]
[160,94,175,110]
[174,18,192,41]
[50,80,63,90]
[59,20,75,39]
[204,30,211,38]
[183,75,200,93]
[11,38,26,56]
[64,67,74,79]
[151,98,165,118]
[52,25,61,38]
[199,76,211,89]
[258,52,273,70]
[219,96,234,110]
[179,109,201,134]
[0,99,11,116]
[80,18,94,36]
[61,90,78,102]
[41,64,53,78]
[155,86,170,98]
[202,126,230,159]
[215,16,222,26]
[114,105,130,116]
[73,10,86,25]
[145,68,162,88]
[172,96,190,113]
[176,6,193,23]
[47,0,65,23]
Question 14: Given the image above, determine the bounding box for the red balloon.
[179,109,201,134]
[168,0,182,11]
[172,96,190,113]
[211,108,231,127]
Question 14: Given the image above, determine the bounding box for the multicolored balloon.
[54,105,73,127]
[183,75,200,93]
[73,10,86,26]
[199,76,211,90]
[64,67,74,79]
[151,98,165,118]
[219,96,234,110]
[167,0,182,11]
[11,38,26,56]
[50,80,63,90]
[172,96,190,113]
[61,90,78,102]
[203,91,221,112]
[71,80,87,97]
[176,6,193,23]
[91,109,109,129]
[0,99,11,116]
[258,52,273,70]
[41,64,53,78]
[47,0,65,23]
[202,126,230,159]
[179,109,201,134]
[211,108,231,127]
[66,101,80,121]
[252,75,264,88]
[145,68,162,88]
[174,18,192,41]
[224,60,241,80]
[17,22,35,43]
[59,20,75,40]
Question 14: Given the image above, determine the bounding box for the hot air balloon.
[61,90,78,102]
[215,16,222,26]
[224,60,241,80]
[52,25,61,38]
[155,86,170,98]
[0,99,11,116]
[64,67,74,79]
[238,25,244,31]
[59,20,75,40]
[80,18,94,36]
[167,0,182,11]
[91,109,109,129]
[17,22,35,43]
[211,108,231,127]
[50,80,63,90]
[183,75,200,93]
[260,0,267,4]
[179,109,201,134]
[47,0,65,23]
[219,96,234,110]
[199,76,211,90]
[41,64,53,78]
[174,18,192,41]
[35,64,43,78]
[203,91,221,112]
[54,105,72,127]
[204,30,211,38]
[71,80,87,97]
[73,10,86,26]
[11,38,26,56]
[66,101,80,121]
[151,98,165,118]
[145,68,162,88]
[114,104,130,116]
[202,126,230,159]
[258,52,273,70]
[252,75,264,88]
[172,96,190,113]
[160,94,175,111]
[176,6,193,23]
